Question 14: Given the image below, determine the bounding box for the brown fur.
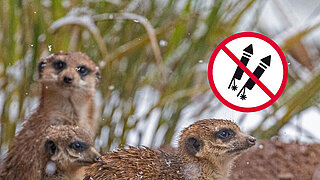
[84,119,256,180]
[0,125,100,180]
[38,52,100,135]
[0,52,100,179]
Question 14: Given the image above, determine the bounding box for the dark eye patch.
[213,128,235,142]
[52,60,67,72]
[184,137,203,156]
[76,65,91,77]
[69,141,89,152]
[45,140,57,156]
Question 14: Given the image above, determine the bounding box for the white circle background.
[212,37,284,108]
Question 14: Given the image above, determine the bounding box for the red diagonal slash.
[222,45,275,98]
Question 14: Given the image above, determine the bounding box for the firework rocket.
[237,55,271,100]
[228,44,253,91]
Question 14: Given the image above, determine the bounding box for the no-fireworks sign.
[208,32,288,112]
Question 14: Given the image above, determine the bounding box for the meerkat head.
[38,52,101,94]
[44,125,101,175]
[179,119,255,164]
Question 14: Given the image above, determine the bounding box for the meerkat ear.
[184,137,203,156]
[45,140,58,157]
[95,71,101,81]
[38,60,46,78]
[95,70,101,87]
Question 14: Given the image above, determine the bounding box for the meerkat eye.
[76,65,91,77]
[69,141,88,152]
[52,60,66,71]
[215,128,235,141]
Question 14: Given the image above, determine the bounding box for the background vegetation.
[1,0,320,154]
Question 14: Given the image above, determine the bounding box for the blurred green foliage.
[1,0,320,153]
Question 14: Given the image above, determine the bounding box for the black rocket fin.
[261,55,271,66]
[243,44,253,55]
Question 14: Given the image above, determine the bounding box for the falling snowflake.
[240,94,247,100]
[231,85,238,91]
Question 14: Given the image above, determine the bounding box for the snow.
[183,163,201,179]
[258,144,264,149]
[45,161,56,175]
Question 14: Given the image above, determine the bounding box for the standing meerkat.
[0,125,101,180]
[37,51,101,135]
[0,52,100,179]
[84,119,256,180]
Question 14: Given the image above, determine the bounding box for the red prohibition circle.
[208,32,288,112]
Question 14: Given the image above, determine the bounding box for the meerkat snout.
[247,136,256,146]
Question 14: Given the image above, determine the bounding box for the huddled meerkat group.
[0,52,101,179]
[84,119,255,180]
[0,52,256,180]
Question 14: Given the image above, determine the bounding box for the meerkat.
[37,51,101,135]
[84,119,256,180]
[0,125,101,180]
[0,52,101,179]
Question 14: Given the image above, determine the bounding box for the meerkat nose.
[247,136,256,146]
[90,147,101,162]
[63,76,73,84]
[95,156,102,162]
